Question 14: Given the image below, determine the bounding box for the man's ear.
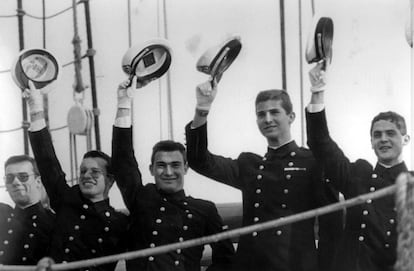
[34,176,42,188]
[149,164,154,176]
[184,162,189,174]
[106,175,115,188]
[403,134,410,146]
[289,112,296,124]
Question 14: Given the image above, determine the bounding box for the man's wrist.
[195,108,209,117]
[30,111,45,122]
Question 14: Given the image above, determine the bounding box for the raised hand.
[23,80,44,114]
[196,77,218,112]
[308,60,327,93]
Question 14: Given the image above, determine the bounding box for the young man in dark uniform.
[24,81,129,271]
[111,79,235,271]
[0,155,55,265]
[185,78,334,271]
[306,62,410,271]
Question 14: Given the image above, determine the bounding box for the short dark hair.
[370,111,407,136]
[151,140,187,164]
[4,155,40,176]
[255,89,293,114]
[83,150,113,175]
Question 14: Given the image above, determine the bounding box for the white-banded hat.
[305,17,334,65]
[196,35,242,83]
[11,48,59,90]
[122,38,172,84]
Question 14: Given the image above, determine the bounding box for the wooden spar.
[17,0,29,155]
[279,0,287,91]
[82,0,101,150]
[411,0,414,169]
[162,0,174,140]
[298,0,305,147]
[42,0,50,129]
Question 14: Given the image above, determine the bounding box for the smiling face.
[5,161,42,208]
[79,157,112,202]
[256,99,295,147]
[371,120,406,166]
[150,150,188,194]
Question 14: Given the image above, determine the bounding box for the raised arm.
[111,78,145,211]
[25,81,69,210]
[186,78,241,189]
[305,62,352,192]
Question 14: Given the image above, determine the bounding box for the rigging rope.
[72,0,85,94]
[0,55,86,75]
[0,1,82,20]
[1,178,413,271]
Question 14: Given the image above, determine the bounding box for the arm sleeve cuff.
[307,103,325,113]
[114,116,132,128]
[30,119,47,132]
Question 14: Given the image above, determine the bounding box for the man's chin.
[80,186,96,195]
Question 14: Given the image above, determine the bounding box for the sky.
[0,0,412,209]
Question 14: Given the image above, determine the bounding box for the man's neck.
[268,137,293,149]
[16,201,39,210]
[378,156,404,168]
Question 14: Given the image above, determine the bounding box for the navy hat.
[11,48,59,90]
[305,17,334,65]
[196,35,242,83]
[122,38,172,84]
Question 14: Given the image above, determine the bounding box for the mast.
[17,0,29,155]
[82,0,101,150]
[410,0,414,169]
[42,0,50,128]
[279,0,287,91]
[162,0,174,140]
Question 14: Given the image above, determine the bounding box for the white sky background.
[0,0,412,209]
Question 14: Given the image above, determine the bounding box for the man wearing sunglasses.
[0,155,55,265]
[24,81,129,271]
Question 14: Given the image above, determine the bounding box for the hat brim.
[196,35,242,83]
[11,48,59,90]
[122,38,172,84]
[305,17,334,64]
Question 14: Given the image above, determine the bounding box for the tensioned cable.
[0,126,23,133]
[0,180,410,271]
[0,1,82,20]
[0,54,87,75]
[0,125,67,134]
[0,14,16,18]
[24,1,83,20]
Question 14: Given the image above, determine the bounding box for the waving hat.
[11,48,59,90]
[122,38,172,85]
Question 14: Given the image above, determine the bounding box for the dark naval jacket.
[29,128,129,271]
[112,126,235,271]
[0,202,55,265]
[185,122,326,271]
[306,109,408,271]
